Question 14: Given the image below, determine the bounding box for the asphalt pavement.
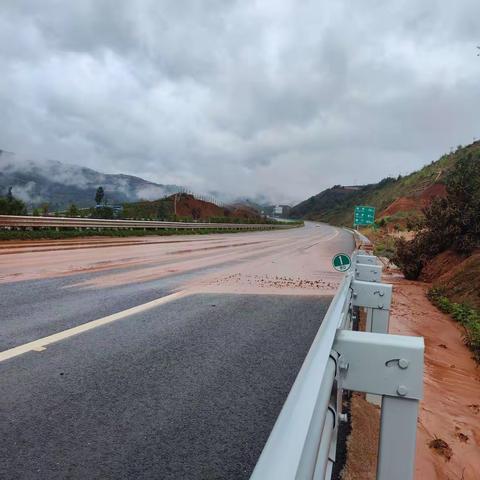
[0,222,354,479]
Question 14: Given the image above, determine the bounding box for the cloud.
[1,0,480,204]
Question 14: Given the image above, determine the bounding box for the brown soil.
[419,183,447,202]
[170,194,225,219]
[341,276,480,479]
[388,277,480,479]
[420,250,466,282]
[379,183,447,218]
[380,197,420,217]
[169,194,261,220]
[230,206,259,219]
[341,394,380,480]
[420,249,480,309]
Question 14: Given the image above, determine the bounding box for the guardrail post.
[333,330,424,480]
[376,396,419,480]
[351,262,393,405]
[351,279,392,334]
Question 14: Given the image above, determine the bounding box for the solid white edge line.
[0,290,188,363]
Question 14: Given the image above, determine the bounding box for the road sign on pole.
[332,253,351,272]
[354,206,375,227]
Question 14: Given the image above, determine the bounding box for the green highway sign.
[354,205,375,226]
[332,253,351,272]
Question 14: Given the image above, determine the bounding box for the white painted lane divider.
[0,290,188,363]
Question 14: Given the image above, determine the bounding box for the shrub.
[0,188,27,215]
[92,206,114,219]
[392,237,425,279]
[393,152,480,277]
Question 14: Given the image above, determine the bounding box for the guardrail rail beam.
[250,249,424,480]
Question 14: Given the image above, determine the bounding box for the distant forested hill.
[0,150,180,211]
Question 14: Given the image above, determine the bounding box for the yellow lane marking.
[0,291,188,363]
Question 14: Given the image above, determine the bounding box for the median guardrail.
[250,249,424,480]
[0,215,294,231]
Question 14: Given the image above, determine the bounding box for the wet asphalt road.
[1,293,331,480]
[0,224,354,479]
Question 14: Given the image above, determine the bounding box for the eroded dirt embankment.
[342,273,480,480]
[388,276,480,479]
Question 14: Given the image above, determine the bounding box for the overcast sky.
[1,1,480,204]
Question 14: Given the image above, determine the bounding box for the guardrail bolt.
[398,358,409,369]
[339,360,349,372]
[396,385,408,396]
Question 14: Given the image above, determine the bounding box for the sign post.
[354,206,375,227]
[332,253,351,272]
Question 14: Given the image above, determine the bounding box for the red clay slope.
[380,183,447,217]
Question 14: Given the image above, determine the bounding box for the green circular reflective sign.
[332,253,351,272]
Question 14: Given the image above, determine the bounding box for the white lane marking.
[0,291,188,363]
[322,228,340,242]
[304,227,340,249]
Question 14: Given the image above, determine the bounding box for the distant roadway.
[0,222,354,479]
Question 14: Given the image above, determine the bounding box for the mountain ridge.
[290,142,480,226]
[0,150,181,211]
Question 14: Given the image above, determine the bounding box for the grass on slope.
[307,143,480,226]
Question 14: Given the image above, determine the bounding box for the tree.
[0,188,27,215]
[95,186,105,205]
[41,203,49,216]
[191,207,201,220]
[157,201,169,220]
[393,151,480,278]
[67,204,79,217]
[32,208,40,216]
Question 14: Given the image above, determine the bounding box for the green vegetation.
[292,143,480,226]
[428,287,480,363]
[0,187,28,215]
[95,186,105,205]
[122,198,174,220]
[67,203,79,217]
[91,206,114,219]
[393,148,480,279]
[373,236,396,258]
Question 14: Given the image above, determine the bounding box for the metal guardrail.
[0,215,294,231]
[344,227,373,251]
[251,249,424,480]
